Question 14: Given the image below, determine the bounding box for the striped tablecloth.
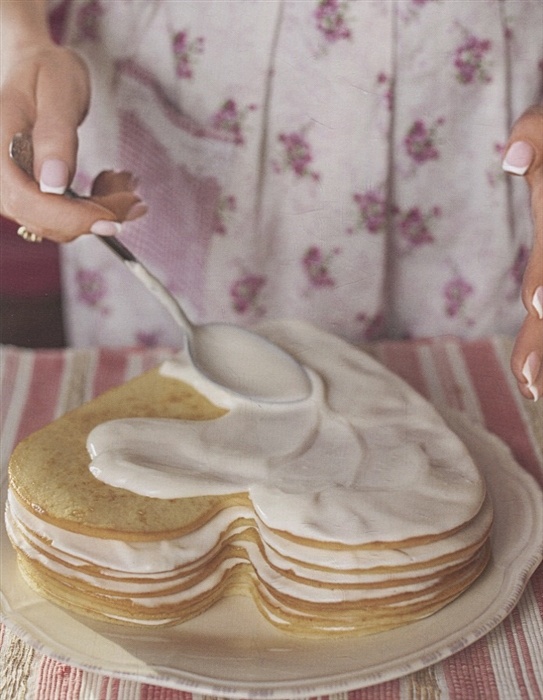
[1,335,542,700]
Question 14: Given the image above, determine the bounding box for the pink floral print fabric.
[52,0,542,348]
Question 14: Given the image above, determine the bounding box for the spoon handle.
[97,234,138,263]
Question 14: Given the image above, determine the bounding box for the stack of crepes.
[5,321,492,637]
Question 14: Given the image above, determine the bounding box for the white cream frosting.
[5,491,490,608]
[6,489,492,580]
[87,320,485,545]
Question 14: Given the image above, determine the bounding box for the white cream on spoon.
[126,261,311,402]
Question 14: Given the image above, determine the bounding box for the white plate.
[2,409,542,699]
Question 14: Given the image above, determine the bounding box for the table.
[1,336,542,700]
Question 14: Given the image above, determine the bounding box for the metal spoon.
[10,133,311,402]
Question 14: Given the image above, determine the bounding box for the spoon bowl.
[126,261,311,402]
[189,322,311,402]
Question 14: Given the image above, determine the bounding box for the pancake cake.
[5,320,492,637]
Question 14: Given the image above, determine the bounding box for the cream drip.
[6,489,492,580]
[86,321,485,545]
[88,369,364,500]
[6,492,491,607]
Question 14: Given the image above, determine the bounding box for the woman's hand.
[0,15,145,241]
[503,106,543,401]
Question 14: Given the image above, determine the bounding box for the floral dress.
[51,0,543,347]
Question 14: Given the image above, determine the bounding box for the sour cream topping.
[87,321,485,545]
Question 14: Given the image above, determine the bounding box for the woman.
[1,0,542,400]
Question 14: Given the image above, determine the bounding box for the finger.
[511,314,543,402]
[502,106,543,321]
[31,50,90,192]
[91,170,139,197]
[519,139,543,320]
[12,183,123,242]
[90,191,147,222]
[12,184,147,242]
[502,105,543,177]
[520,196,543,318]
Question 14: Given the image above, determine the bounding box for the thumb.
[31,49,90,193]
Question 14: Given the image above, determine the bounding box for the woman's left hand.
[503,105,543,401]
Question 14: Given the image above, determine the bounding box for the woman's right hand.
[1,39,144,241]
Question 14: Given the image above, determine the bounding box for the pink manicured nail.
[502,141,535,176]
[522,351,540,401]
[532,287,543,320]
[90,220,122,236]
[40,159,69,194]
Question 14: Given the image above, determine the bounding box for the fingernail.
[522,351,540,401]
[90,220,122,236]
[502,141,535,176]
[527,384,540,402]
[125,202,148,221]
[40,159,69,194]
[532,286,543,320]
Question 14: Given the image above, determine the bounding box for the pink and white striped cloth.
[1,335,542,700]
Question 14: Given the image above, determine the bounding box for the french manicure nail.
[532,286,543,320]
[90,220,122,236]
[522,351,540,400]
[40,159,69,194]
[502,141,535,176]
[526,382,540,402]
